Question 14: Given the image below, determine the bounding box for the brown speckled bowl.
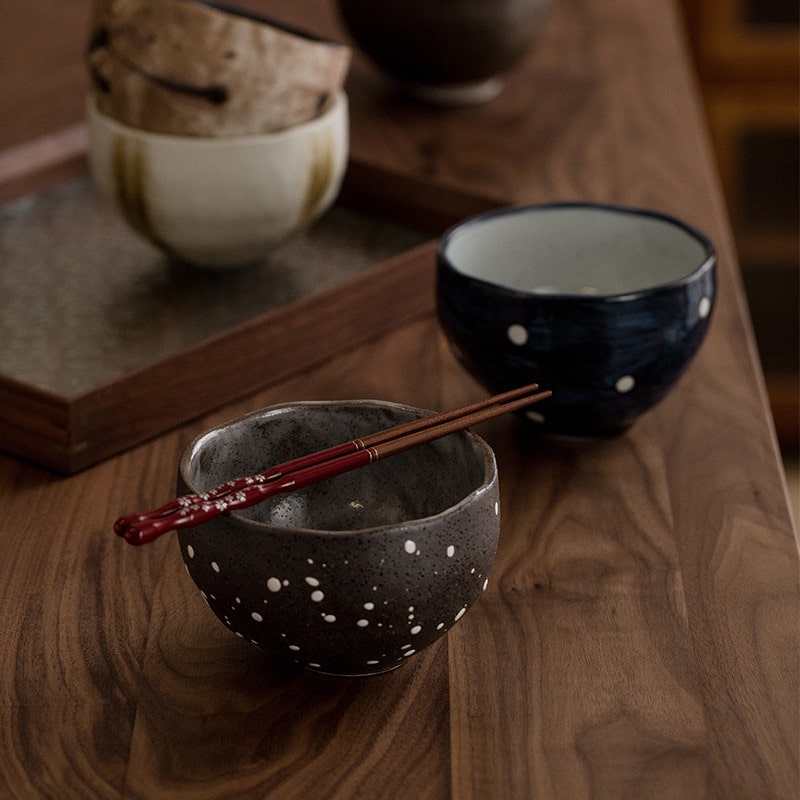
[177,400,500,676]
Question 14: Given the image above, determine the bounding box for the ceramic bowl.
[87,0,351,136]
[86,92,348,269]
[335,0,553,104]
[176,400,500,676]
[437,203,717,437]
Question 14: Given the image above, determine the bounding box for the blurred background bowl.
[334,0,553,105]
[86,91,348,268]
[437,203,717,437]
[177,399,500,676]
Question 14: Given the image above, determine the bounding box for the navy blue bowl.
[437,203,717,437]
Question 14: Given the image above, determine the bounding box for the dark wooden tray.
[0,141,433,472]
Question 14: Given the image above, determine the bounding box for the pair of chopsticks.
[114,383,550,546]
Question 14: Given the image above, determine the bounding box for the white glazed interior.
[443,206,711,296]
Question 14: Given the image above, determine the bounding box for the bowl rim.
[188,0,349,48]
[86,90,348,146]
[437,201,717,303]
[178,398,498,537]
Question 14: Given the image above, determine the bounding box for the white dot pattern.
[183,500,495,675]
[507,323,528,346]
[615,375,635,393]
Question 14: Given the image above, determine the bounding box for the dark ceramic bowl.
[177,400,499,676]
[437,203,717,437]
[335,0,553,104]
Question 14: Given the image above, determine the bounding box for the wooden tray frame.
[0,128,440,473]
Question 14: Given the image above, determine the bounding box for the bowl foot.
[302,660,406,678]
[401,77,504,106]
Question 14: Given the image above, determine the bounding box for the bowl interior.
[442,205,712,296]
[184,402,490,532]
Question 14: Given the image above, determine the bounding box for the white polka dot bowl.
[86,91,348,269]
[177,399,500,676]
[437,203,717,437]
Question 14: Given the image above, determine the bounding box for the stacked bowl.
[86,0,351,268]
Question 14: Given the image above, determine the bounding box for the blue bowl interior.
[184,402,491,532]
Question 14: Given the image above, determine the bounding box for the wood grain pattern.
[440,0,800,797]
[0,0,797,798]
[0,0,92,152]
[118,320,452,799]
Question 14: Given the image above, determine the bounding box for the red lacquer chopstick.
[114,382,541,536]
[115,385,550,546]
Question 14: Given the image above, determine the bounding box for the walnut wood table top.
[0,0,797,797]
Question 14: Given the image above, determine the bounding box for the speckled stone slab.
[0,177,426,396]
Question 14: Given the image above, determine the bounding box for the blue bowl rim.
[178,399,499,538]
[437,201,717,304]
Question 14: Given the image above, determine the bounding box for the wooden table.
[1,0,797,797]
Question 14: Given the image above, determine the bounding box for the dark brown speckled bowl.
[177,400,500,676]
